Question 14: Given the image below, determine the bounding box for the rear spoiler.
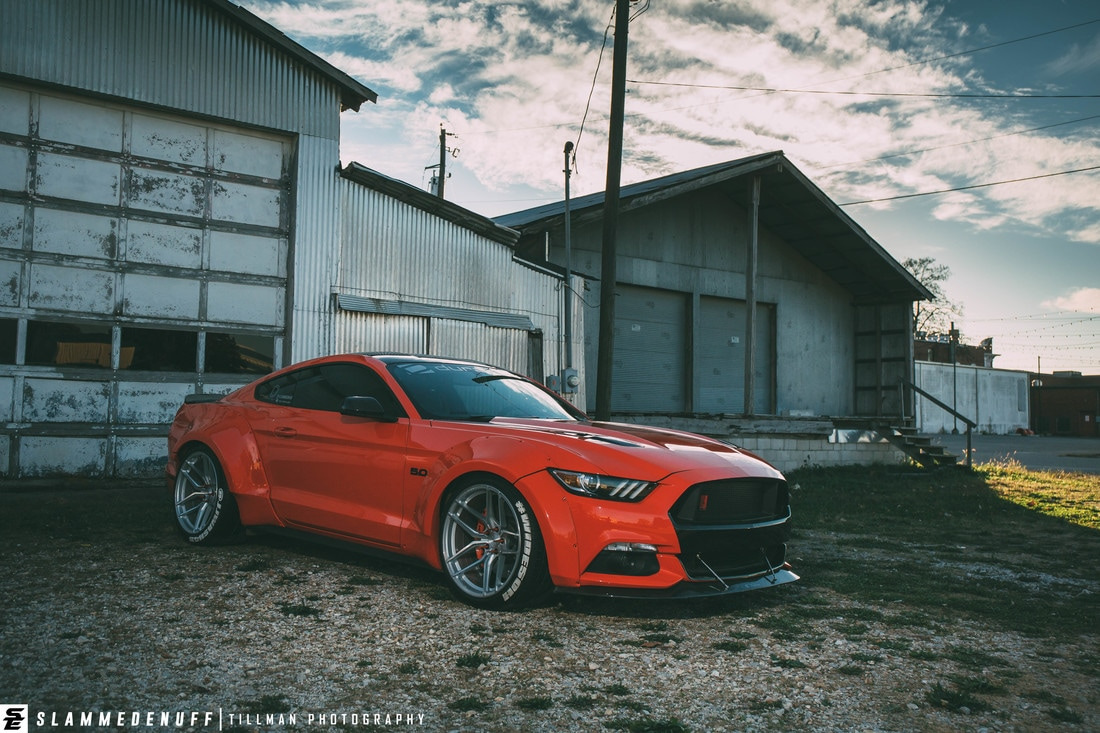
[183,393,225,404]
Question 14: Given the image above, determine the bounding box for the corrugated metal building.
[335,163,580,396]
[497,156,934,470]
[0,0,571,478]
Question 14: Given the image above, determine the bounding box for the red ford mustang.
[167,354,797,608]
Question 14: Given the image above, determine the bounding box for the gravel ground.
[1,484,1097,733]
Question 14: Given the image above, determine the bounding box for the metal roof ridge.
[208,0,378,110]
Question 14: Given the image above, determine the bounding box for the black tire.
[439,476,551,610]
[172,446,242,545]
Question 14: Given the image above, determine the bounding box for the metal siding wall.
[336,180,572,384]
[289,134,341,363]
[0,0,340,139]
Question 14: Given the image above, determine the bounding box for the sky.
[243,0,1100,374]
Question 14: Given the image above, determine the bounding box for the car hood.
[484,417,782,480]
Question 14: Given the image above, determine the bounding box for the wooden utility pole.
[437,126,448,199]
[594,0,630,422]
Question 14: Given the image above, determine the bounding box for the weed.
[564,695,597,710]
[837,665,864,676]
[234,558,272,572]
[234,694,291,715]
[604,683,632,696]
[603,716,689,732]
[711,640,749,653]
[448,697,489,712]
[277,603,320,618]
[515,696,553,711]
[396,661,418,674]
[924,683,991,713]
[456,652,490,668]
[770,655,806,669]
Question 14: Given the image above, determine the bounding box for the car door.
[252,362,410,547]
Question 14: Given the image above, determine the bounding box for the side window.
[254,363,404,416]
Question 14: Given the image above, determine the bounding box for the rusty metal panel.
[209,231,284,278]
[0,0,343,139]
[131,114,207,166]
[122,273,201,320]
[0,376,13,421]
[19,437,108,477]
[0,260,20,307]
[125,220,202,269]
[37,94,124,150]
[207,282,283,327]
[0,202,24,250]
[22,378,110,423]
[36,153,121,206]
[0,145,27,190]
[32,210,117,260]
[114,437,169,477]
[129,167,205,217]
[28,264,115,314]
[117,382,195,424]
[0,85,30,133]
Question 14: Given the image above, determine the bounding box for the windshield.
[387,361,581,422]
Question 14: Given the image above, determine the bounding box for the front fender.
[403,430,580,580]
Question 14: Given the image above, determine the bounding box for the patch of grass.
[849,652,882,663]
[753,614,804,640]
[603,717,689,732]
[235,694,291,715]
[531,631,562,647]
[515,696,554,711]
[770,654,806,669]
[1047,707,1084,724]
[604,683,632,696]
[945,646,1008,670]
[396,661,418,674]
[874,639,911,652]
[947,674,1008,696]
[277,603,320,618]
[789,464,1100,640]
[456,652,490,668]
[711,640,749,653]
[234,557,272,572]
[837,665,864,676]
[923,683,992,713]
[564,695,597,710]
[448,697,489,712]
[345,574,382,586]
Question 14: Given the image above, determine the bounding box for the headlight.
[549,469,658,502]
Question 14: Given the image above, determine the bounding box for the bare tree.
[904,256,964,337]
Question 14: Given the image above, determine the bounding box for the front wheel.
[439,478,551,609]
[172,446,242,544]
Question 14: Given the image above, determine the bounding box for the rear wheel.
[439,477,550,609]
[172,446,241,544]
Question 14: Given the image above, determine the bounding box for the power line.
[838,165,1100,206]
[626,78,1100,99]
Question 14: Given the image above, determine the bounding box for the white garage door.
[0,82,292,477]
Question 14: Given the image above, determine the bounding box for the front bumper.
[558,566,799,599]
[523,468,796,596]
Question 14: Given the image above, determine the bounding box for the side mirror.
[339,396,397,422]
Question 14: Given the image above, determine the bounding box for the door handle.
[274,426,298,438]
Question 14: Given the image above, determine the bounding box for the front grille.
[670,478,788,525]
[678,535,786,579]
[670,478,792,581]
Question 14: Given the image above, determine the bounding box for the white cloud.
[1042,287,1100,313]
[242,0,1100,246]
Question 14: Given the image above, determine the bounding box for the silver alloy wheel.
[174,450,221,535]
[441,482,524,599]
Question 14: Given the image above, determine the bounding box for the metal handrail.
[898,379,975,468]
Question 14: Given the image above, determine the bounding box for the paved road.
[926,433,1100,475]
